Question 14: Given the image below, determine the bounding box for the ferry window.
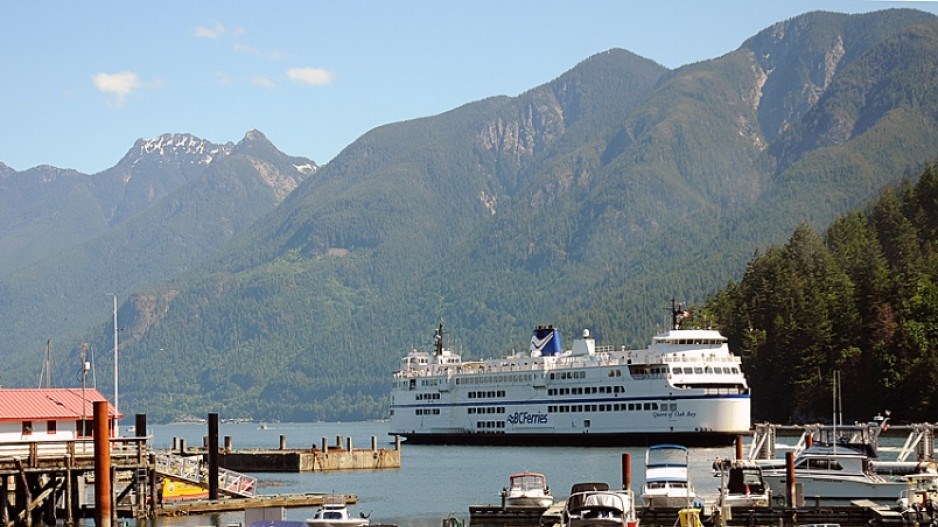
[616,370,622,377]
[643,403,651,411]
[584,420,591,428]
[22,421,33,435]
[47,420,57,434]
[694,367,703,374]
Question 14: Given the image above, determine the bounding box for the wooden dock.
[153,493,355,517]
[468,502,905,527]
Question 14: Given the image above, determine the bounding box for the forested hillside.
[704,162,938,423]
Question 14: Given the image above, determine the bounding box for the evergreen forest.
[704,162,938,424]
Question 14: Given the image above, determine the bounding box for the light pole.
[111,293,119,432]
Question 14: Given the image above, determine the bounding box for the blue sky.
[3,1,937,174]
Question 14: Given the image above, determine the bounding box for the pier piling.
[93,401,112,527]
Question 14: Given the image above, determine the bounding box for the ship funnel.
[530,325,563,356]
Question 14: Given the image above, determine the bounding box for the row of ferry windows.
[548,402,678,413]
[672,366,740,375]
[548,386,625,396]
[477,421,505,429]
[415,408,441,415]
[468,407,505,414]
[468,390,506,399]
[549,371,587,380]
[416,393,441,400]
[456,374,535,385]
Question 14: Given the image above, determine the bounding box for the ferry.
[388,301,751,446]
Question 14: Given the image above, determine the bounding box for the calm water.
[145,421,739,527]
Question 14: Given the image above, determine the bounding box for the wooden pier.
[0,435,150,526]
[0,413,373,526]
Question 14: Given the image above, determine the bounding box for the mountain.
[6,9,938,423]
[0,131,316,379]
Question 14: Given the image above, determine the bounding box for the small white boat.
[562,484,639,527]
[305,495,370,527]
[641,444,701,509]
[713,458,770,509]
[502,472,553,508]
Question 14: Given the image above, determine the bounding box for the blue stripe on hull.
[388,431,742,447]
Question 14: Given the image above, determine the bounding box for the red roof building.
[0,388,121,441]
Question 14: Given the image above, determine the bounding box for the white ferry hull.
[391,311,751,446]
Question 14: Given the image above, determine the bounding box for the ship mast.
[433,321,444,356]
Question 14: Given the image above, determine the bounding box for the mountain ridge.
[2,9,937,423]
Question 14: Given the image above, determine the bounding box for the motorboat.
[502,472,553,507]
[760,443,908,505]
[713,458,770,509]
[562,483,639,527]
[897,472,938,526]
[898,473,938,510]
[305,495,370,527]
[757,413,938,505]
[641,444,701,509]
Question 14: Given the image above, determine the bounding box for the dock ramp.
[154,452,257,498]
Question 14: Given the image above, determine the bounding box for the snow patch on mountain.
[131,133,233,166]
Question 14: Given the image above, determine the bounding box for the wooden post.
[621,453,632,491]
[208,413,219,500]
[736,435,744,460]
[149,453,158,518]
[280,435,287,450]
[372,436,378,451]
[1,475,10,526]
[785,451,796,507]
[135,414,147,438]
[93,400,112,527]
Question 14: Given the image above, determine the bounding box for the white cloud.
[92,71,142,107]
[252,76,276,89]
[233,43,289,61]
[215,70,234,85]
[287,67,334,86]
[194,21,226,39]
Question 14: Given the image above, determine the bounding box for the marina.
[2,411,937,526]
